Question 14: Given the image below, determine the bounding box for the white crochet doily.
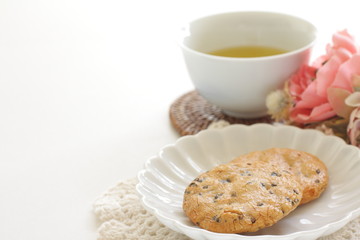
[93,178,360,240]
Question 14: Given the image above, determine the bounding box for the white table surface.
[1,0,359,239]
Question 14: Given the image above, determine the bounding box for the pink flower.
[289,30,359,124]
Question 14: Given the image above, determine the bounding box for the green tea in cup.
[208,45,287,58]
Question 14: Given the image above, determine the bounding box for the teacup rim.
[179,10,317,61]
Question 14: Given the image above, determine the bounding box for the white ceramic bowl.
[136,124,360,240]
[180,12,316,118]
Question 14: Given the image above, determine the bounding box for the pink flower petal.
[308,103,337,121]
[296,81,327,108]
[312,54,329,68]
[332,29,358,54]
[332,54,360,91]
[290,103,336,123]
[290,108,311,123]
[296,97,326,108]
[288,65,316,101]
[315,56,344,97]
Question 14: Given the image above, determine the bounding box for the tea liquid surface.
[208,46,287,58]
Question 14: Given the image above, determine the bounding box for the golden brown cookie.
[183,163,302,233]
[231,148,328,204]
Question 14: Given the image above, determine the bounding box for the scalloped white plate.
[136,124,360,240]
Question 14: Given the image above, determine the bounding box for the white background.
[1,0,360,239]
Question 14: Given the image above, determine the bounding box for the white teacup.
[179,11,316,118]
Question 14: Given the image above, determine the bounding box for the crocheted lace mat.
[93,178,360,240]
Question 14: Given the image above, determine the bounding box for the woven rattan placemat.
[169,90,273,136]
